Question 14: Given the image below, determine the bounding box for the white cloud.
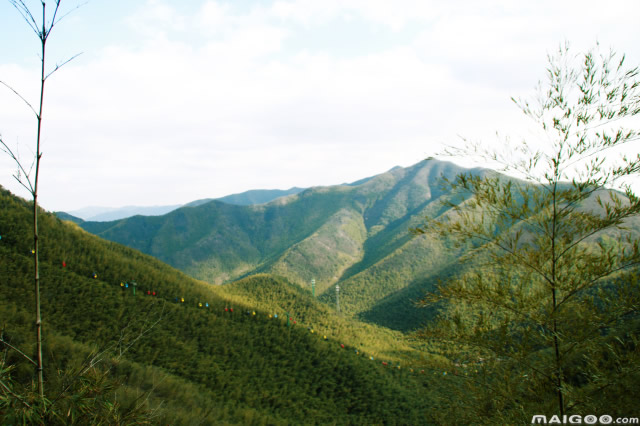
[198,1,231,31]
[1,0,639,210]
[126,0,187,39]
[270,0,441,30]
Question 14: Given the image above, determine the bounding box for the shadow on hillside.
[357,275,442,333]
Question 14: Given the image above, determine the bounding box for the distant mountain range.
[75,159,488,330]
[63,204,183,222]
[62,187,306,221]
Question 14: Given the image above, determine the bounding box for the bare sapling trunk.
[33,2,47,399]
[1,0,79,405]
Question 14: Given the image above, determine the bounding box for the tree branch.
[0,337,38,367]
[0,80,39,118]
[44,52,83,81]
[0,378,32,409]
[0,138,36,195]
[8,0,39,37]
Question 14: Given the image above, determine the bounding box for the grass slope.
[0,186,439,424]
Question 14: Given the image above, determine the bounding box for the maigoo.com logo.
[532,414,639,424]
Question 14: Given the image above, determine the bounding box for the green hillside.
[191,187,306,207]
[81,185,357,285]
[0,186,444,424]
[217,274,447,364]
[78,159,484,331]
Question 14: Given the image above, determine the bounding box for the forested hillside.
[4,163,638,423]
[79,159,484,331]
[188,187,306,207]
[0,186,443,424]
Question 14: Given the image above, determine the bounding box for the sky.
[1,0,639,212]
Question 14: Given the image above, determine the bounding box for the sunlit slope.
[219,274,443,364]
[0,186,436,424]
[257,207,368,294]
[81,186,359,285]
[79,159,478,295]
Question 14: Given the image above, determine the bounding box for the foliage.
[213,187,305,206]
[78,158,475,332]
[0,350,157,425]
[220,274,434,364]
[414,43,640,423]
[0,186,439,424]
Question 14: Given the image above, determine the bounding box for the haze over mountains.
[75,159,486,330]
[64,187,306,221]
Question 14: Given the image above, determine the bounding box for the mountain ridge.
[75,158,486,330]
[61,187,307,222]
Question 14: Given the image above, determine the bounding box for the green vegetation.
[219,274,443,365]
[207,187,306,206]
[78,159,479,333]
[414,44,640,423]
[81,188,357,285]
[1,186,440,424]
[4,8,635,422]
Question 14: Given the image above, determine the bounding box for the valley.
[75,159,483,332]
[2,157,639,424]
[0,184,445,423]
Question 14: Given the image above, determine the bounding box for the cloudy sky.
[1,0,639,212]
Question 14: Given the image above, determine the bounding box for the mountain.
[77,159,486,331]
[0,185,439,424]
[64,188,307,222]
[6,158,635,422]
[65,204,183,221]
[53,210,84,224]
[187,187,306,207]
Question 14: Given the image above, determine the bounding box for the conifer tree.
[414,43,640,423]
